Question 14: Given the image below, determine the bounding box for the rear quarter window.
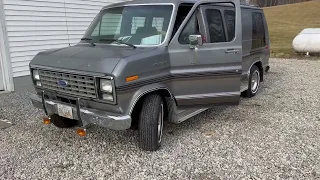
[252,12,266,49]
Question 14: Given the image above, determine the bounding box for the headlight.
[100,79,113,93]
[33,70,40,80]
[36,81,42,87]
[99,78,115,103]
[102,94,114,101]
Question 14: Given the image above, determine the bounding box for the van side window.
[172,4,193,39]
[205,9,226,43]
[179,13,200,44]
[224,10,235,41]
[252,12,266,49]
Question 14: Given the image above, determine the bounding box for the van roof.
[102,0,261,10]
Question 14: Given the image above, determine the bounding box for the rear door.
[168,0,242,106]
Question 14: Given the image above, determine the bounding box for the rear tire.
[51,114,78,128]
[243,65,261,98]
[138,94,164,151]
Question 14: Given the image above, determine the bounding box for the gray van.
[30,0,270,151]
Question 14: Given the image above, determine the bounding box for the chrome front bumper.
[30,93,132,130]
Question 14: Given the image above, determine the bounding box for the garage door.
[2,0,126,78]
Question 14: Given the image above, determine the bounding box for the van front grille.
[39,70,97,98]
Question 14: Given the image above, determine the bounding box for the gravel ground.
[1,58,320,180]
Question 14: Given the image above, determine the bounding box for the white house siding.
[2,0,126,78]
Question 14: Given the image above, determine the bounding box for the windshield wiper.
[99,38,136,48]
[81,38,96,46]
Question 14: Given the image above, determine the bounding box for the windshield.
[83,5,174,46]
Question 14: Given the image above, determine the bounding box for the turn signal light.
[76,128,87,137]
[126,75,139,82]
[43,117,51,125]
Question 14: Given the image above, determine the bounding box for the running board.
[176,109,207,123]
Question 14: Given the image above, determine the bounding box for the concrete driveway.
[1,58,320,179]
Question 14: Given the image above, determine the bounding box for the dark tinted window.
[205,9,226,43]
[224,10,235,41]
[179,13,200,44]
[252,12,266,49]
[173,4,193,38]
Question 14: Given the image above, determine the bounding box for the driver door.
[168,0,242,107]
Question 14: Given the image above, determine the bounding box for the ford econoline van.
[30,0,270,151]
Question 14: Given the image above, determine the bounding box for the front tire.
[243,65,261,98]
[138,94,164,151]
[51,114,78,128]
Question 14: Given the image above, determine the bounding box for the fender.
[247,59,263,78]
[127,83,174,115]
[241,59,263,92]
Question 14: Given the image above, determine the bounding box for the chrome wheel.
[251,70,260,94]
[158,103,164,144]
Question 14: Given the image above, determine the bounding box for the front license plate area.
[57,104,73,119]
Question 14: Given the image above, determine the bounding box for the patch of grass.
[264,1,320,58]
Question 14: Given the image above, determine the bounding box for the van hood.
[30,44,156,74]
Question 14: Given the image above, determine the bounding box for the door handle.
[225,49,240,54]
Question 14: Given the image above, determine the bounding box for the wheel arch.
[249,60,264,82]
[129,84,174,128]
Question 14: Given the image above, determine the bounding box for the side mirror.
[189,35,203,48]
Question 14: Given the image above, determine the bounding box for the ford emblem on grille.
[57,80,68,87]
